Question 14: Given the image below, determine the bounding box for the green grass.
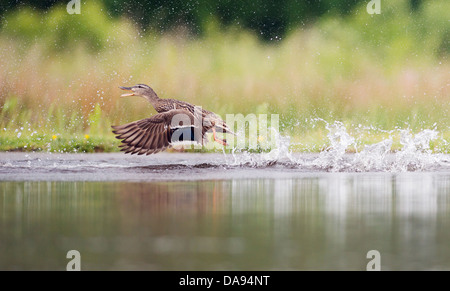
[0,0,449,153]
[0,133,116,153]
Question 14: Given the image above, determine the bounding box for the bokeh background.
[0,0,448,152]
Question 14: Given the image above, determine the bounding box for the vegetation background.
[0,0,448,153]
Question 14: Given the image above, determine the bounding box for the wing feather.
[111,109,206,155]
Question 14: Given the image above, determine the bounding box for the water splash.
[391,129,441,171]
[313,121,355,171]
[225,120,449,172]
[2,121,448,173]
[228,128,293,167]
[354,139,393,171]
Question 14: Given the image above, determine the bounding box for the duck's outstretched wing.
[111,109,207,155]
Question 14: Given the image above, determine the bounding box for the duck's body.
[154,98,230,133]
[112,84,234,155]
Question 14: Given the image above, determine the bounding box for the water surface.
[1,153,450,270]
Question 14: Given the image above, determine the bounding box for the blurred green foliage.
[1,2,135,52]
[0,0,448,153]
[0,0,425,40]
[0,0,446,57]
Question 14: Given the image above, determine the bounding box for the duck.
[111,84,234,155]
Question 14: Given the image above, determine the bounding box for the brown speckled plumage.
[111,84,234,155]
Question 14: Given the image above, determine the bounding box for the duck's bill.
[119,86,135,97]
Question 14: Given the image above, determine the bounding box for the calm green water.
[2,174,450,270]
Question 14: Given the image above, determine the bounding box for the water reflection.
[1,174,450,270]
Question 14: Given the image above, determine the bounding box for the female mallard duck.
[111,84,234,155]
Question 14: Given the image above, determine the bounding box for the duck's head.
[119,84,158,99]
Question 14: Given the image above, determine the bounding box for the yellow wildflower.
[52,135,57,140]
[85,134,90,139]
